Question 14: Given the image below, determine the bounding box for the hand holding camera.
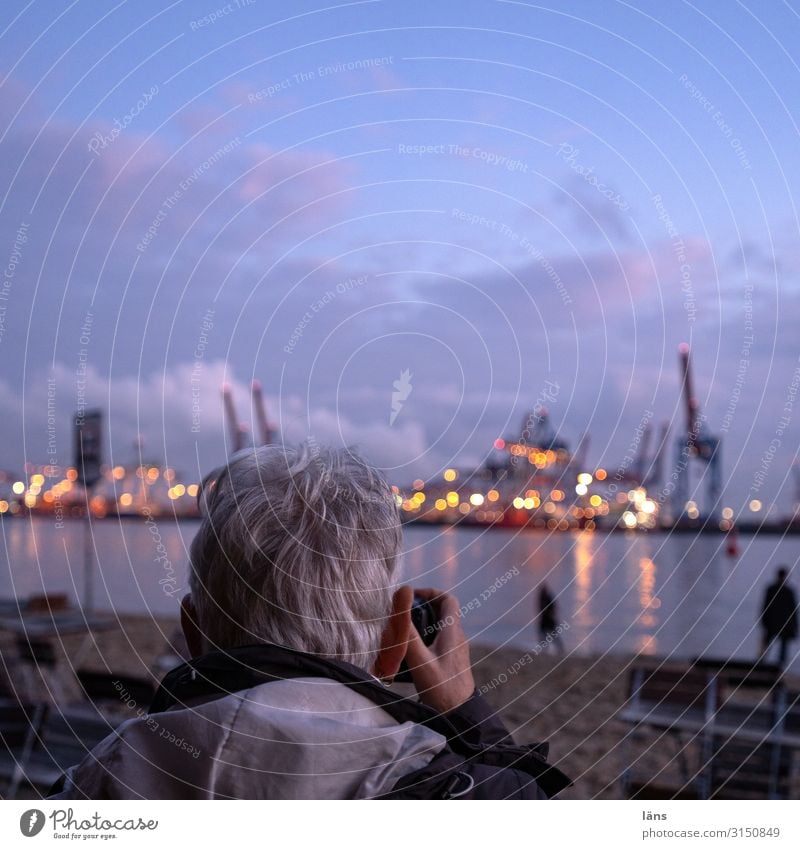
[405,588,475,714]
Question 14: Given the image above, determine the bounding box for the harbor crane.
[672,343,722,520]
[222,384,246,453]
[251,380,276,446]
[222,382,277,454]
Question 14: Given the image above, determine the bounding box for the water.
[1,517,798,671]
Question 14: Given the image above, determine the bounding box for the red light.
[494,438,505,450]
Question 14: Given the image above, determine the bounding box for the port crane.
[222,382,277,453]
[672,343,721,520]
[644,421,670,488]
[251,380,276,446]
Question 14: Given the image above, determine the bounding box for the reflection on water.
[1,518,798,670]
[638,558,658,629]
[636,554,659,655]
[572,530,594,630]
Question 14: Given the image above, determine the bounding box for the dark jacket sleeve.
[444,690,517,746]
[443,692,558,799]
[461,763,550,799]
[384,691,571,799]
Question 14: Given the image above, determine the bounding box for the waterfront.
[1,517,798,672]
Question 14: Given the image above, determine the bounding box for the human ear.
[373,585,413,681]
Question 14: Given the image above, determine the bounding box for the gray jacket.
[52,643,570,799]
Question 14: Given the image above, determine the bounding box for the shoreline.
[6,512,800,536]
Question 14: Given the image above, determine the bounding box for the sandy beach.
[3,616,797,800]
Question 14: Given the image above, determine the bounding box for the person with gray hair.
[52,442,570,799]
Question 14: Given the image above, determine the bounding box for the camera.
[394,596,439,683]
[410,597,438,646]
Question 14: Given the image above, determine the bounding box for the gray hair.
[188,441,402,670]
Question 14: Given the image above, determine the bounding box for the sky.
[1,0,800,516]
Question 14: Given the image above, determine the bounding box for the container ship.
[397,402,671,531]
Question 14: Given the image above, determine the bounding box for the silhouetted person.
[760,566,798,668]
[538,584,564,652]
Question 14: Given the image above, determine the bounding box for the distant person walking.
[759,566,798,668]
[537,584,564,653]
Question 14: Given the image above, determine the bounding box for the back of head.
[188,441,402,670]
[777,566,788,583]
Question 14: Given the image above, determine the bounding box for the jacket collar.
[151,641,443,725]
